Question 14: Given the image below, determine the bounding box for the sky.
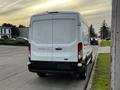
[0,0,112,32]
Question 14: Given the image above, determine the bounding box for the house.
[0,26,12,38]
[0,26,29,39]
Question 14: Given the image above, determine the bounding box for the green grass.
[91,53,110,90]
[100,40,111,47]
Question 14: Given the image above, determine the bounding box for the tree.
[1,35,9,40]
[89,24,96,38]
[100,20,110,39]
[11,26,20,38]
[2,23,13,27]
[18,25,26,28]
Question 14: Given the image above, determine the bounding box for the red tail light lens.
[78,57,83,63]
[78,42,83,63]
[78,42,83,52]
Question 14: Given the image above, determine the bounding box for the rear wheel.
[37,73,46,77]
[80,65,87,80]
[75,65,87,80]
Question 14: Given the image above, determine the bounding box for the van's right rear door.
[52,14,78,62]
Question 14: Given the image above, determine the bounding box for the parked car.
[28,11,93,80]
[16,37,28,41]
[16,37,28,45]
[90,38,99,45]
[106,37,111,40]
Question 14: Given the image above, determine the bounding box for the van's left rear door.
[31,15,53,61]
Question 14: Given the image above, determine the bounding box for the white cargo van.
[28,11,93,80]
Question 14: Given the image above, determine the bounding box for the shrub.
[1,35,9,40]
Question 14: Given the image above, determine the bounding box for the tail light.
[78,42,83,63]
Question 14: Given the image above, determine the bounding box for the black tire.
[80,72,87,80]
[75,65,87,80]
[80,65,87,80]
[37,73,46,77]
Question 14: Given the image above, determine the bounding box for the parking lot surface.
[0,45,98,90]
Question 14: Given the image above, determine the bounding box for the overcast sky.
[0,0,112,32]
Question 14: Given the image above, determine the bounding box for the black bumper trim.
[28,69,79,74]
[28,61,80,73]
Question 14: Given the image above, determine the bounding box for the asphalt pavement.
[0,45,98,90]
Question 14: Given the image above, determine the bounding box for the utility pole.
[112,0,120,90]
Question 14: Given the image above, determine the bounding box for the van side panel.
[80,22,92,61]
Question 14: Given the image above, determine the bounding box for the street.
[0,45,98,90]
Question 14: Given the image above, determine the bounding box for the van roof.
[32,11,79,17]
[31,11,88,26]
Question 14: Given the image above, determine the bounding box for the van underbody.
[28,61,85,74]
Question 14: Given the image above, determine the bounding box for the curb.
[85,53,98,90]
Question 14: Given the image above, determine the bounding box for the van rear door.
[31,13,78,62]
[31,15,53,61]
[52,14,78,62]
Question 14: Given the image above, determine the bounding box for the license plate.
[57,63,70,70]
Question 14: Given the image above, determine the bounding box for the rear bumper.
[28,61,83,73]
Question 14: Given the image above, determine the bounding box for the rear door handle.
[55,48,62,50]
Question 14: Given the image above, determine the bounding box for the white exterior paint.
[29,11,92,63]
